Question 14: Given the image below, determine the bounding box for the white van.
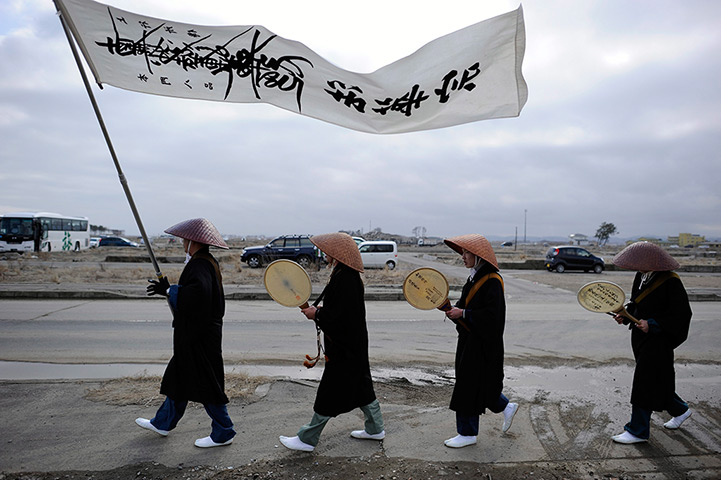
[358,240,398,270]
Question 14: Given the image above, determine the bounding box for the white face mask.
[184,240,193,264]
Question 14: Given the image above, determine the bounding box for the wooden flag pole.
[54,1,165,282]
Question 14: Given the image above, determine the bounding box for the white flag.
[57,0,528,134]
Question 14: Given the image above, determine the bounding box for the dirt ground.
[1,377,613,480]
[1,242,718,290]
[0,459,583,480]
[1,456,572,480]
[0,244,409,286]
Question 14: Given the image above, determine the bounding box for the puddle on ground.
[2,361,718,405]
[0,362,452,384]
[0,361,322,381]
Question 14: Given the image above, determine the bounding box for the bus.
[0,212,91,253]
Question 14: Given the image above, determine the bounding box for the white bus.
[0,212,91,253]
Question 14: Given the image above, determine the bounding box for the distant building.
[668,233,705,247]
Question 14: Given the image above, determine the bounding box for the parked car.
[89,236,102,248]
[545,246,604,273]
[241,234,316,268]
[99,236,139,247]
[358,240,398,270]
[352,236,366,246]
[501,241,513,247]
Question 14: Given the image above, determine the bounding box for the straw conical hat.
[311,232,363,272]
[165,218,229,249]
[444,234,498,269]
[613,241,679,271]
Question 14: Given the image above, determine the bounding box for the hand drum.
[264,259,312,309]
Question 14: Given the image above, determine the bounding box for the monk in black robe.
[442,234,518,448]
[136,218,235,448]
[611,241,693,444]
[279,232,384,452]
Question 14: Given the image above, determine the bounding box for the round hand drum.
[403,267,452,311]
[263,259,312,309]
[577,280,640,324]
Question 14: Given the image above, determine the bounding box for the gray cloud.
[1,0,720,242]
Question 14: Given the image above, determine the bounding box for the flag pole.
[54,2,165,282]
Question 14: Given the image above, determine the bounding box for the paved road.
[1,295,719,370]
[1,253,719,370]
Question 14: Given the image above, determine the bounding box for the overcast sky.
[1,0,720,242]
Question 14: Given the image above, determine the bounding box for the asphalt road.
[1,296,720,369]
[1,258,719,371]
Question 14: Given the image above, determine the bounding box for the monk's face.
[461,249,476,268]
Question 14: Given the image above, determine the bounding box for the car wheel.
[593,264,603,274]
[555,264,565,273]
[296,255,312,269]
[386,260,396,270]
[247,255,262,268]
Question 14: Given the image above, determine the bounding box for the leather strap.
[455,272,504,332]
[464,272,504,307]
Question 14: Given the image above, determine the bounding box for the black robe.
[450,263,506,415]
[626,272,692,411]
[313,263,377,417]
[160,248,229,405]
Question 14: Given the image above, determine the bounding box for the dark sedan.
[99,236,139,247]
[545,246,604,273]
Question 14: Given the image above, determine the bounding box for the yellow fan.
[402,267,452,311]
[577,281,640,324]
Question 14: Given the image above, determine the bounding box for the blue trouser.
[625,393,688,439]
[151,397,236,443]
[456,393,509,436]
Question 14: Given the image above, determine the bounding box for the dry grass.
[84,372,271,406]
[1,243,716,287]
[0,246,426,285]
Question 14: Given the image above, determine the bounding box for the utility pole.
[524,209,527,244]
